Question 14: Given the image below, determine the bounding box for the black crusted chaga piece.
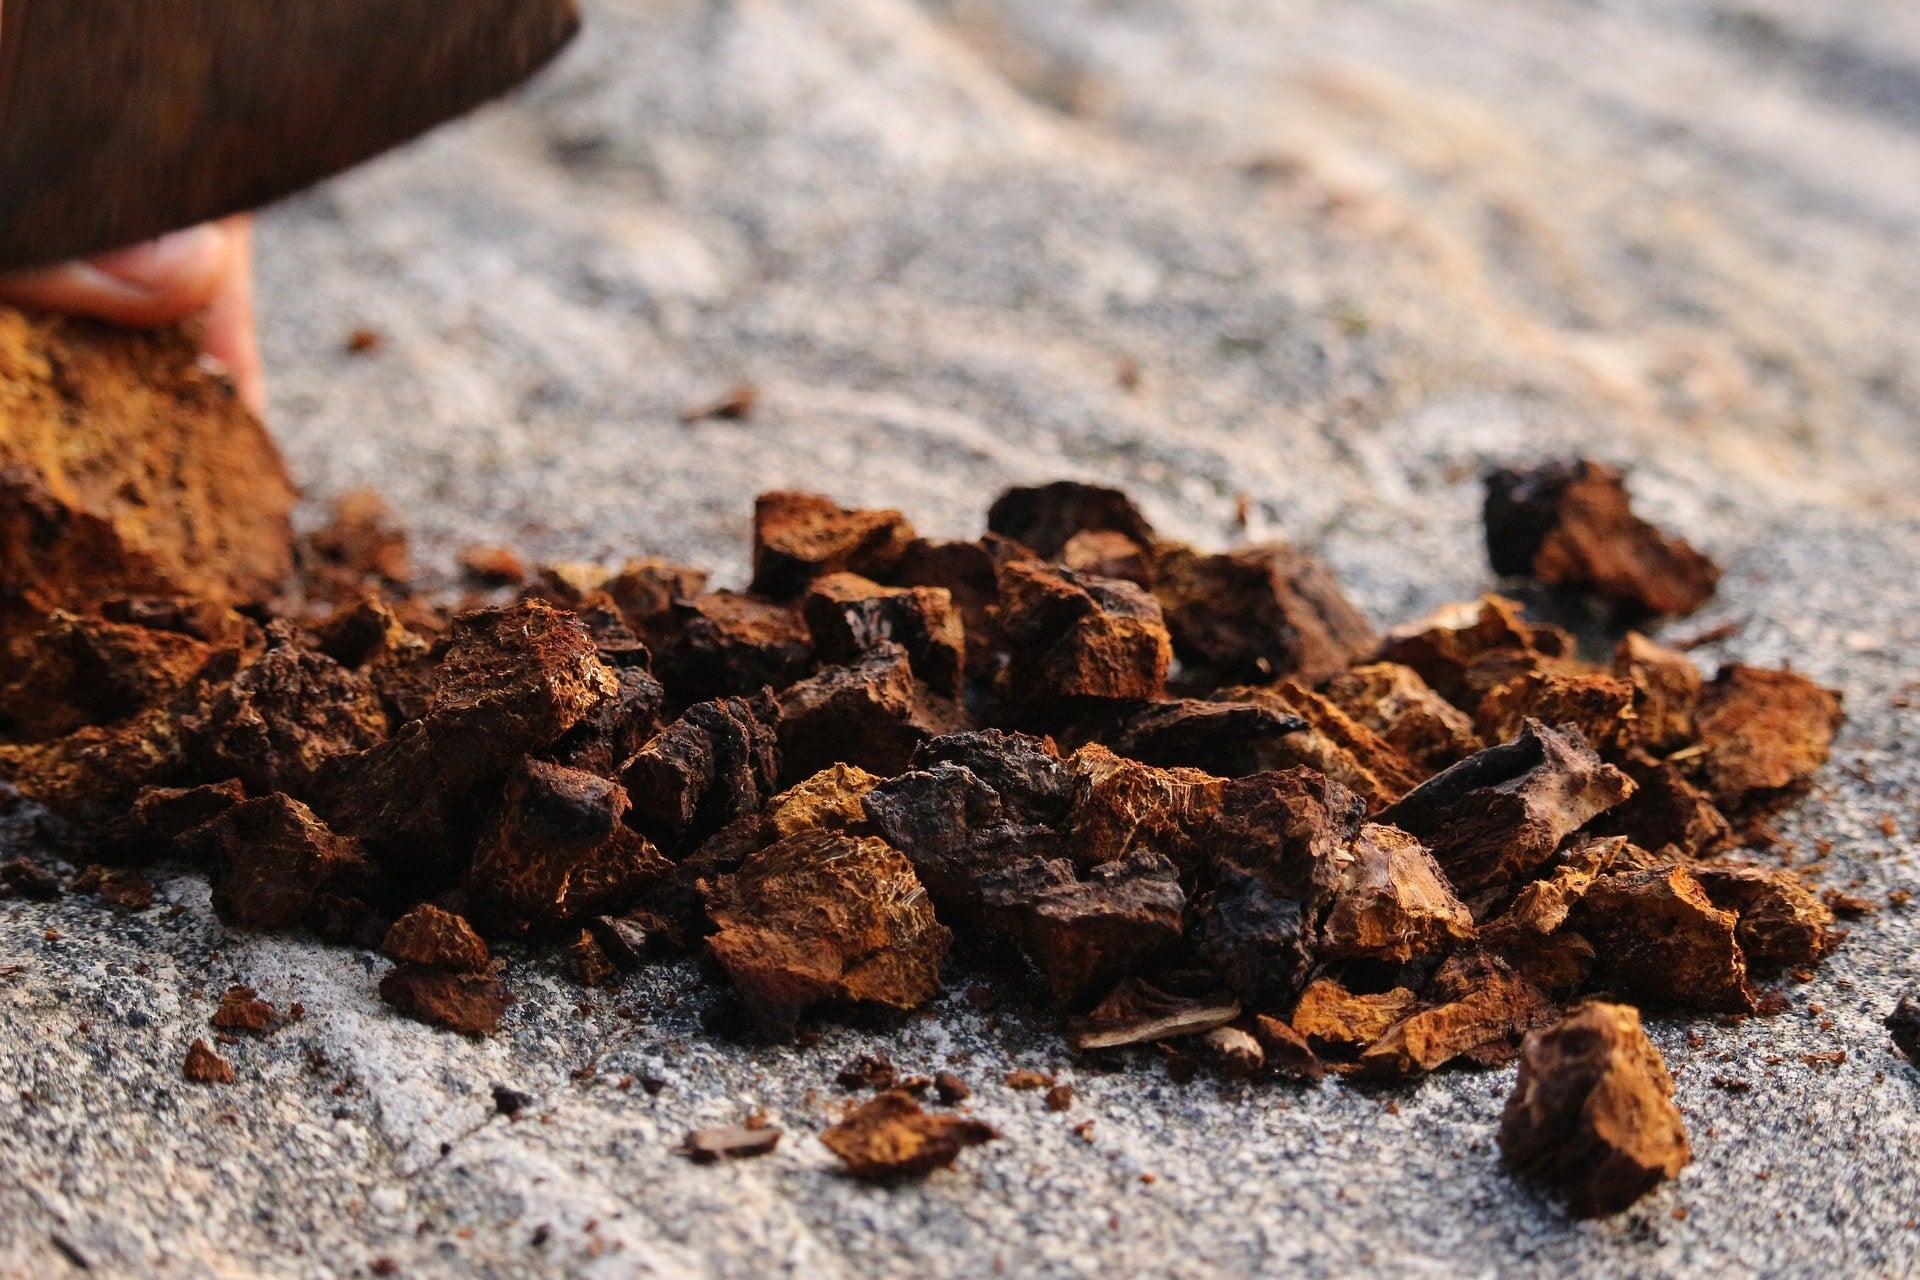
[819,1089,996,1181]
[97,779,245,860]
[1152,542,1373,685]
[990,560,1170,707]
[312,594,440,725]
[1498,1002,1692,1219]
[1320,822,1474,964]
[382,903,490,972]
[976,846,1186,1007]
[623,691,780,853]
[1571,865,1754,1012]
[544,664,667,780]
[1589,749,1732,861]
[1358,950,1557,1077]
[1377,719,1633,903]
[1068,976,1240,1050]
[1373,595,1574,713]
[775,643,968,786]
[1056,744,1222,872]
[378,963,511,1035]
[189,793,379,932]
[604,557,709,633]
[1484,459,1719,617]
[750,491,916,599]
[1887,997,1920,1062]
[1320,661,1484,775]
[803,572,966,701]
[646,591,812,708]
[1190,769,1362,1008]
[1613,632,1701,753]
[1689,863,1840,975]
[1061,697,1304,779]
[703,830,951,1039]
[1689,664,1844,820]
[1473,667,1636,754]
[0,610,219,742]
[467,757,671,935]
[1216,683,1423,812]
[986,482,1155,561]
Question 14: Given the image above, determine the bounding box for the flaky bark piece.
[647,591,812,709]
[820,1089,996,1181]
[986,482,1155,560]
[1069,977,1241,1050]
[1498,1002,1691,1219]
[704,830,951,1039]
[191,793,379,932]
[750,491,915,599]
[803,572,965,701]
[1689,664,1843,819]
[1572,865,1754,1012]
[776,643,968,786]
[383,903,490,972]
[1217,682,1424,811]
[1689,862,1840,975]
[1320,822,1474,963]
[1320,661,1484,774]
[1153,542,1373,685]
[991,561,1170,705]
[378,964,511,1035]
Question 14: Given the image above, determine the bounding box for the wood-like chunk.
[565,929,617,986]
[1067,977,1240,1050]
[182,1038,234,1084]
[0,612,216,742]
[703,830,951,1038]
[1690,863,1840,974]
[1153,542,1374,685]
[1373,596,1574,713]
[1320,823,1475,963]
[194,793,378,931]
[750,491,915,599]
[1690,664,1843,819]
[803,572,965,701]
[991,561,1170,705]
[1473,668,1635,753]
[1203,1026,1265,1077]
[1359,952,1556,1077]
[1378,720,1633,902]
[624,693,780,853]
[1290,980,1417,1050]
[1589,750,1733,861]
[680,1125,780,1164]
[382,903,490,972]
[378,963,512,1035]
[986,482,1156,560]
[776,644,968,785]
[1216,683,1423,811]
[883,537,1010,679]
[647,592,812,707]
[1061,529,1153,588]
[1572,866,1754,1012]
[978,847,1186,1006]
[1067,698,1304,779]
[1613,632,1701,751]
[1322,662,1484,775]
[819,1089,996,1181]
[1498,1002,1691,1218]
[604,557,708,632]
[1485,459,1719,616]
[544,664,667,779]
[1250,1014,1325,1080]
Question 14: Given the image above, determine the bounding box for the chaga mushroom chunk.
[1320,823,1474,964]
[1377,719,1632,902]
[1320,661,1484,775]
[1061,529,1153,588]
[1216,683,1423,812]
[1613,632,1701,752]
[604,557,709,633]
[378,964,511,1035]
[775,644,967,786]
[1152,542,1374,685]
[383,903,490,972]
[1484,458,1719,617]
[623,692,780,853]
[750,491,916,599]
[312,594,440,724]
[803,572,966,701]
[1291,979,1417,1052]
[991,561,1170,706]
[544,664,667,779]
[1690,863,1840,974]
[0,705,185,822]
[1589,750,1732,861]
[1498,1002,1691,1219]
[1373,595,1573,713]
[0,611,218,742]
[1691,664,1843,819]
[647,591,812,708]
[881,537,1013,678]
[1057,743,1222,871]
[703,830,951,1039]
[986,481,1155,561]
[192,793,379,932]
[100,779,246,859]
[820,1089,996,1181]
[1358,951,1556,1077]
[976,846,1186,1007]
[1064,697,1304,779]
[1572,865,1754,1012]
[1473,668,1635,753]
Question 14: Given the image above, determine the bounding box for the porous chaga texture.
[378,963,512,1035]
[1321,661,1484,774]
[1379,720,1633,904]
[1056,744,1222,871]
[1498,1002,1691,1219]
[1690,863,1839,974]
[1590,750,1733,862]
[1359,951,1556,1077]
[1613,633,1701,752]
[990,561,1170,707]
[624,692,780,853]
[803,573,965,701]
[776,643,968,785]
[0,611,221,742]
[0,311,294,612]
[1153,542,1374,685]
[977,846,1186,1007]
[1374,596,1574,713]
[1320,823,1475,963]
[1473,668,1635,754]
[987,482,1156,561]
[703,830,951,1039]
[97,779,245,859]
[1217,683,1423,812]
[545,664,667,780]
[1069,977,1241,1050]
[1572,866,1754,1012]
[750,491,915,599]
[1062,697,1303,779]
[819,1089,996,1181]
[1291,981,1417,1050]
[1484,459,1719,617]
[647,591,812,707]
[382,903,490,972]
[1690,664,1844,819]
[193,793,378,932]
[313,594,440,725]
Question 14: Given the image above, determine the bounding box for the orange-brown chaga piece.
[378,963,512,1035]
[1152,542,1373,685]
[646,591,812,708]
[1061,529,1154,588]
[1690,664,1844,819]
[1320,661,1484,775]
[382,903,491,972]
[1218,683,1424,812]
[0,611,217,742]
[1373,596,1574,713]
[750,491,916,599]
[182,1038,235,1084]
[803,573,966,701]
[300,488,410,597]
[0,312,295,613]
[604,557,709,632]
[1473,667,1636,753]
[211,984,275,1034]
[1690,863,1840,974]
[819,1089,997,1181]
[1572,865,1754,1012]
[883,536,1023,679]
[1066,697,1305,779]
[703,830,952,1039]
[623,692,780,852]
[775,644,968,785]
[102,780,243,858]
[0,706,185,822]
[990,561,1171,706]
[1378,720,1633,902]
[467,757,671,935]
[1358,951,1556,1077]
[1057,744,1223,871]
[191,793,380,932]
[1589,749,1733,861]
[1320,823,1475,963]
[1290,980,1417,1051]
[1499,1002,1691,1219]
[1612,632,1701,752]
[1485,459,1719,617]
[986,481,1156,561]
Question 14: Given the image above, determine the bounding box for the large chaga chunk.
[1373,596,1573,713]
[1064,698,1303,779]
[1590,750,1732,861]
[1359,951,1556,1077]
[977,847,1186,1006]
[0,612,218,742]
[648,592,812,706]
[1498,1002,1691,1219]
[776,644,967,785]
[624,692,780,852]
[1572,866,1754,1012]
[986,482,1155,560]
[1379,720,1632,901]
[378,963,511,1035]
[1690,863,1840,974]
[703,830,951,1038]
[0,311,295,610]
[1320,823,1474,963]
[820,1089,996,1181]
[1484,459,1719,616]
[803,573,965,701]
[1691,665,1843,818]
[193,794,378,931]
[1321,662,1484,774]
[991,561,1170,705]
[750,491,915,599]
[1153,542,1373,685]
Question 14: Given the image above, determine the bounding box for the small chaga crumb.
[1498,1002,1691,1219]
[803,572,965,701]
[1691,863,1839,974]
[991,560,1171,705]
[1321,662,1484,774]
[1691,665,1844,819]
[986,482,1155,561]
[345,327,383,354]
[458,544,527,586]
[73,865,154,911]
[1005,1069,1054,1090]
[183,1038,234,1084]
[492,1085,534,1116]
[383,904,490,972]
[933,1070,971,1104]
[211,985,275,1034]
[196,794,378,932]
[1319,823,1474,963]
[1291,980,1417,1050]
[1573,866,1754,1012]
[1484,459,1718,617]
[1823,890,1875,919]
[1250,1014,1324,1081]
[1886,996,1920,1061]
[0,856,62,900]
[750,491,915,599]
[565,930,617,987]
[1152,542,1374,685]
[703,830,951,1039]
[1044,1083,1075,1110]
[1069,977,1240,1050]
[680,1124,780,1163]
[837,1054,898,1091]
[379,964,512,1035]
[1202,1026,1264,1078]
[819,1089,997,1181]
[680,382,759,424]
